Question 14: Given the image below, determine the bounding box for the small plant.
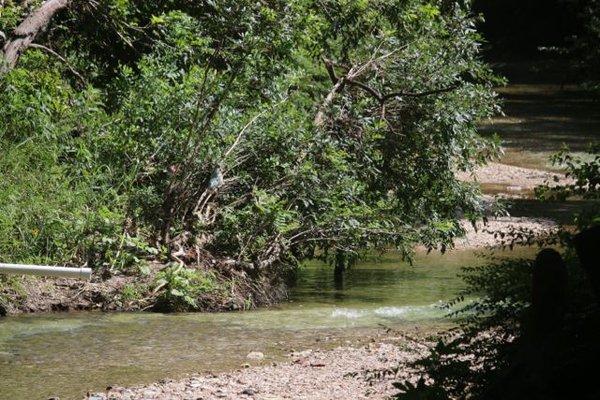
[120,283,143,303]
[153,264,217,311]
[0,275,26,316]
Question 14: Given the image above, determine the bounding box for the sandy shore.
[86,335,429,400]
[456,161,566,190]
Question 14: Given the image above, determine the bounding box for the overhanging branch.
[315,58,459,127]
[381,85,459,102]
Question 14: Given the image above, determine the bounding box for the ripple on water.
[331,308,367,319]
[331,302,447,321]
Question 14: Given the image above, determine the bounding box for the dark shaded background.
[473,0,583,55]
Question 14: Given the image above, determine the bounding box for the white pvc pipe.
[0,263,92,280]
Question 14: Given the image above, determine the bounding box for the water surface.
[0,248,518,399]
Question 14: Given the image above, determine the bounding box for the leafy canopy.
[0,1,499,278]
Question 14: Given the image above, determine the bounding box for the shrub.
[153,264,218,311]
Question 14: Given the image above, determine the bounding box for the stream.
[0,248,528,399]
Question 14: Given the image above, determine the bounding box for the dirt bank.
[0,263,286,316]
[85,333,430,400]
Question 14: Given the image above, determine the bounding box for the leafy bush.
[1,1,500,282]
[153,264,218,311]
[394,145,600,399]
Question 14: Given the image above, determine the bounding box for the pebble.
[246,351,264,360]
[80,340,429,400]
[242,387,256,395]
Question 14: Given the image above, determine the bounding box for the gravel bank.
[457,216,558,249]
[453,162,562,249]
[86,338,428,400]
[457,161,570,191]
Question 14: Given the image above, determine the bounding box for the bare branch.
[323,58,338,84]
[382,85,458,102]
[1,0,72,73]
[223,110,267,160]
[345,78,382,102]
[314,76,347,127]
[223,96,289,160]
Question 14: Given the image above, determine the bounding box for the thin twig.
[223,97,288,160]
[382,85,458,102]
[29,43,86,85]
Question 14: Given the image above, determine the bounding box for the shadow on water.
[506,199,597,225]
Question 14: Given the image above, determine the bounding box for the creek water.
[0,248,533,400]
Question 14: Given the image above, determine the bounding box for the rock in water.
[246,351,264,360]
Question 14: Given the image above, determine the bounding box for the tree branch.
[1,0,72,73]
[28,43,86,85]
[345,78,382,103]
[314,75,348,127]
[381,85,458,102]
[315,54,459,127]
[323,58,338,84]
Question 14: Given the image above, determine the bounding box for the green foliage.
[153,264,217,311]
[0,275,26,316]
[537,144,600,200]
[1,1,499,281]
[394,144,600,399]
[536,143,600,228]
[394,250,600,399]
[0,52,119,265]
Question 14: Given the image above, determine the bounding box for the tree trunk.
[1,0,71,73]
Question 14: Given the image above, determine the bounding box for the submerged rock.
[246,351,264,360]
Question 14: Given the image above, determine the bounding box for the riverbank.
[0,263,286,316]
[85,329,432,400]
[0,214,553,317]
[1,159,559,317]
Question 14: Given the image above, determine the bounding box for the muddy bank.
[0,263,286,316]
[85,333,430,400]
